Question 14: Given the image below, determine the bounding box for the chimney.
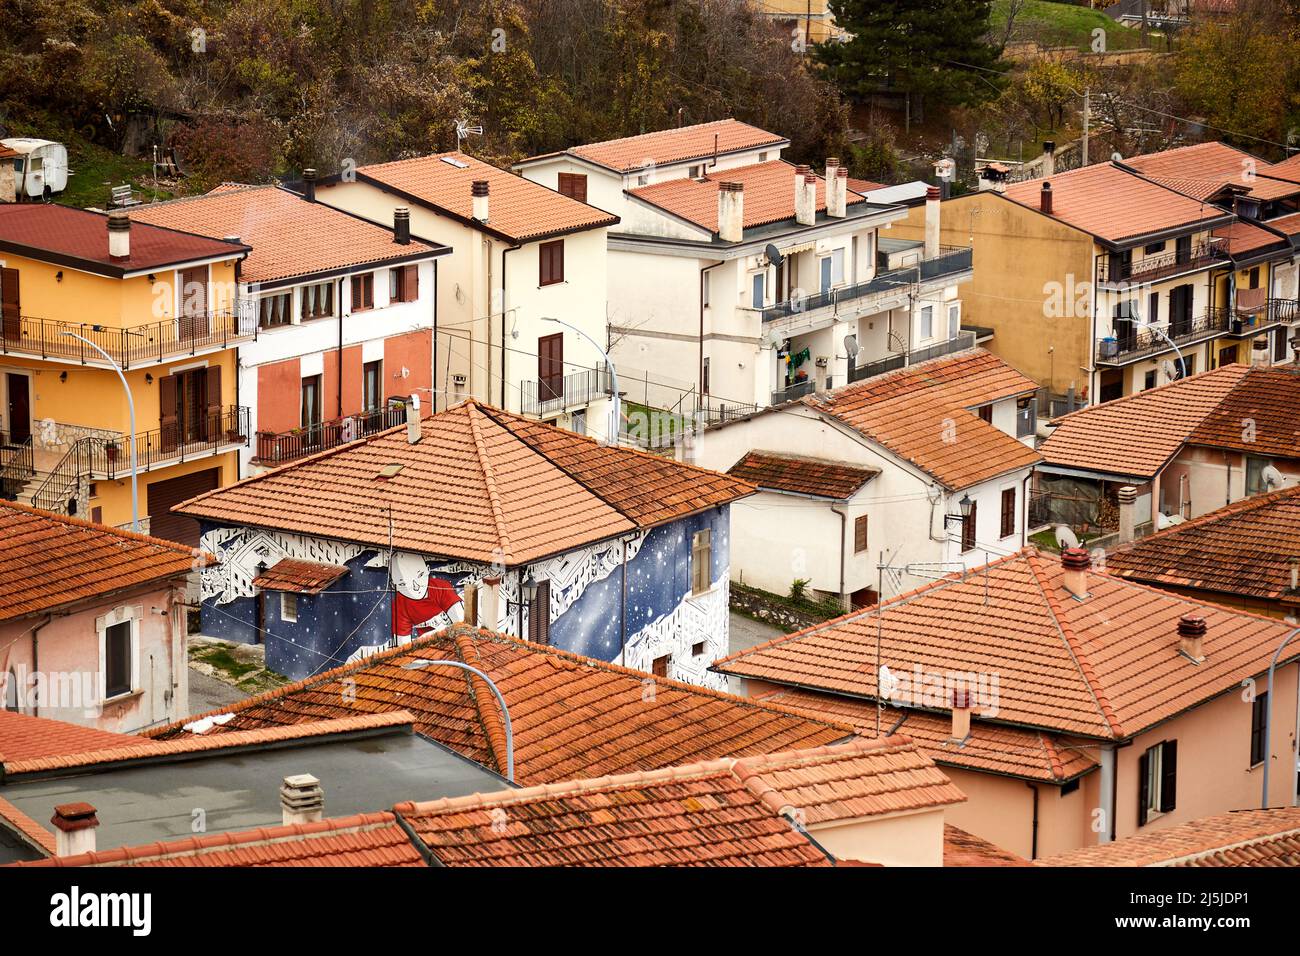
[51,802,99,857]
[302,168,317,203]
[1117,485,1138,545]
[1061,547,1091,600]
[825,158,846,218]
[107,211,130,260]
[1178,615,1207,663]
[794,166,816,226]
[717,182,744,242]
[280,773,324,826]
[394,206,410,245]
[471,180,490,223]
[406,392,422,444]
[924,185,942,259]
[1291,558,1300,592]
[1042,141,1056,179]
[950,688,972,742]
[1040,181,1054,215]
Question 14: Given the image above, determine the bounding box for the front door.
[5,373,30,444]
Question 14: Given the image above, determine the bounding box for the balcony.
[0,310,257,370]
[749,247,973,325]
[1218,298,1300,337]
[254,405,406,466]
[521,367,611,418]
[1097,242,1227,286]
[1095,311,1231,365]
[848,331,978,384]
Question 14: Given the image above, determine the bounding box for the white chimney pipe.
[108,211,130,260]
[406,392,422,444]
[280,774,324,826]
[51,803,99,857]
[794,166,816,226]
[1042,141,1056,179]
[472,180,490,223]
[924,185,941,259]
[826,159,846,218]
[718,182,744,242]
[1117,485,1138,545]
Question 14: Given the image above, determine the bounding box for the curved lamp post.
[400,657,514,782]
[1136,321,1187,381]
[59,331,138,531]
[1261,627,1300,808]
[540,316,620,445]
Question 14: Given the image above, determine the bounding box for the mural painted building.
[175,399,753,686]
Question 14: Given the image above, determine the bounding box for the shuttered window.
[557,173,587,203]
[1000,488,1016,538]
[652,655,670,678]
[390,264,419,303]
[527,579,550,645]
[104,620,132,699]
[539,240,564,286]
[1250,692,1268,766]
[960,502,977,553]
[691,529,712,594]
[854,515,869,553]
[1137,740,1177,826]
[350,272,374,310]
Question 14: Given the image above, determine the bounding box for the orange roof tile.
[758,688,1099,783]
[727,451,878,499]
[0,710,144,764]
[847,177,888,194]
[149,625,854,785]
[251,558,349,594]
[1125,141,1300,202]
[352,152,617,244]
[1040,364,1253,479]
[0,500,211,623]
[175,400,753,565]
[16,812,424,868]
[794,349,1041,490]
[1002,162,1230,244]
[629,159,865,233]
[1266,210,1300,237]
[944,824,1029,866]
[1106,485,1300,602]
[1213,219,1290,257]
[556,119,787,174]
[1186,365,1300,456]
[129,185,446,285]
[1040,808,1300,866]
[715,547,1299,741]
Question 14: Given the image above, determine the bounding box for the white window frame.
[948,303,961,340]
[281,592,299,623]
[96,604,141,702]
[751,272,766,309]
[919,304,934,340]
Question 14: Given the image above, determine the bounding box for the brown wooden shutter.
[854,515,869,553]
[540,241,564,286]
[1,267,19,342]
[961,502,977,552]
[527,580,550,645]
[1000,488,1016,538]
[403,264,418,302]
[1137,749,1150,827]
[558,173,587,203]
[179,266,210,341]
[205,365,223,440]
[159,373,178,450]
[652,655,669,678]
[1159,741,1177,813]
[538,333,563,400]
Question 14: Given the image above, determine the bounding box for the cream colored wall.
[939,766,1036,858]
[810,807,947,866]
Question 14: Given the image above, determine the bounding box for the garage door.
[147,468,219,546]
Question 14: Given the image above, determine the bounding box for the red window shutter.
[540,241,564,286]
[350,275,362,309]
[1,267,19,341]
[403,264,418,302]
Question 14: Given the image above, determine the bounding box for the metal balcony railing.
[848,331,977,384]
[1097,242,1227,285]
[255,405,406,466]
[0,310,257,369]
[1095,311,1231,365]
[521,367,611,418]
[0,435,34,500]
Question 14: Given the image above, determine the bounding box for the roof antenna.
[455,119,483,152]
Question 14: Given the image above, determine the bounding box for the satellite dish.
[1262,464,1285,489]
[843,334,860,359]
[765,243,783,267]
[1054,525,1080,550]
[762,329,786,350]
[1160,359,1180,380]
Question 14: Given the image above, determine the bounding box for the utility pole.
[1082,88,1090,167]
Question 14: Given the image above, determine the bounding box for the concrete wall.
[810,807,947,866]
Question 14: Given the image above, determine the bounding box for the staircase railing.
[0,436,34,501]
[29,437,93,514]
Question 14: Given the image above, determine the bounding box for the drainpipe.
[1025,782,1039,860]
[337,276,346,418]
[1098,744,1117,843]
[1261,628,1300,808]
[30,614,53,717]
[499,245,520,409]
[700,262,723,402]
[830,501,849,611]
[432,260,439,413]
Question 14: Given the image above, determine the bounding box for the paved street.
[726,612,785,694]
[186,667,249,714]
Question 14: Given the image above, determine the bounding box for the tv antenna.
[455,120,483,151]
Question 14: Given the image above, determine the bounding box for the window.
[1250,692,1269,766]
[692,641,706,656]
[1145,370,1157,390]
[1172,355,1195,380]
[977,404,993,424]
[702,271,711,308]
[4,668,17,712]
[947,304,960,340]
[819,256,833,293]
[538,332,564,401]
[104,619,132,699]
[1000,487,1016,538]
[363,361,383,411]
[301,374,323,429]
[539,240,564,286]
[688,165,702,179]
[280,592,298,623]
[1219,344,1239,367]
[691,528,712,595]
[350,272,374,311]
[854,514,869,554]
[1143,241,1166,255]
[960,501,977,553]
[1249,267,1260,289]
[919,305,933,340]
[1175,235,1192,264]
[1138,740,1177,826]
[1147,291,1159,326]
[652,654,670,678]
[259,291,292,328]
[389,264,418,303]
[527,580,551,645]
[636,173,649,187]
[300,281,334,321]
[751,272,765,309]
[702,357,710,396]
[1275,328,1289,362]
[1245,456,1271,496]
[758,152,768,162]
[571,409,586,435]
[557,172,587,202]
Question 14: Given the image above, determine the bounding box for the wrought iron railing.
[1095,310,1231,364]
[0,310,257,369]
[848,331,977,384]
[521,367,611,417]
[255,405,405,465]
[771,379,818,405]
[0,436,33,500]
[1097,242,1227,285]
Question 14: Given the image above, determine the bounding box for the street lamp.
[1137,320,1187,381]
[60,331,138,531]
[943,493,974,529]
[540,316,620,445]
[400,657,514,783]
[1260,626,1300,808]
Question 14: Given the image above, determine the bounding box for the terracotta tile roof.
[397,736,952,866]
[1186,365,1300,456]
[1214,219,1291,257]
[794,348,1041,490]
[16,812,423,868]
[1040,364,1252,479]
[0,710,145,765]
[0,793,55,855]
[715,547,1300,741]
[252,558,349,594]
[0,500,211,623]
[1040,808,1300,867]
[0,203,246,277]
[1106,485,1300,603]
[129,185,446,285]
[1125,142,1300,201]
[558,119,787,174]
[1143,176,1241,203]
[353,152,617,244]
[847,177,888,194]
[944,824,1029,866]
[1266,210,1300,237]
[149,625,854,785]
[175,400,754,566]
[629,160,865,233]
[727,451,878,499]
[1002,162,1230,244]
[758,688,1098,783]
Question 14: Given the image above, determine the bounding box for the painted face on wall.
[391,551,430,600]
